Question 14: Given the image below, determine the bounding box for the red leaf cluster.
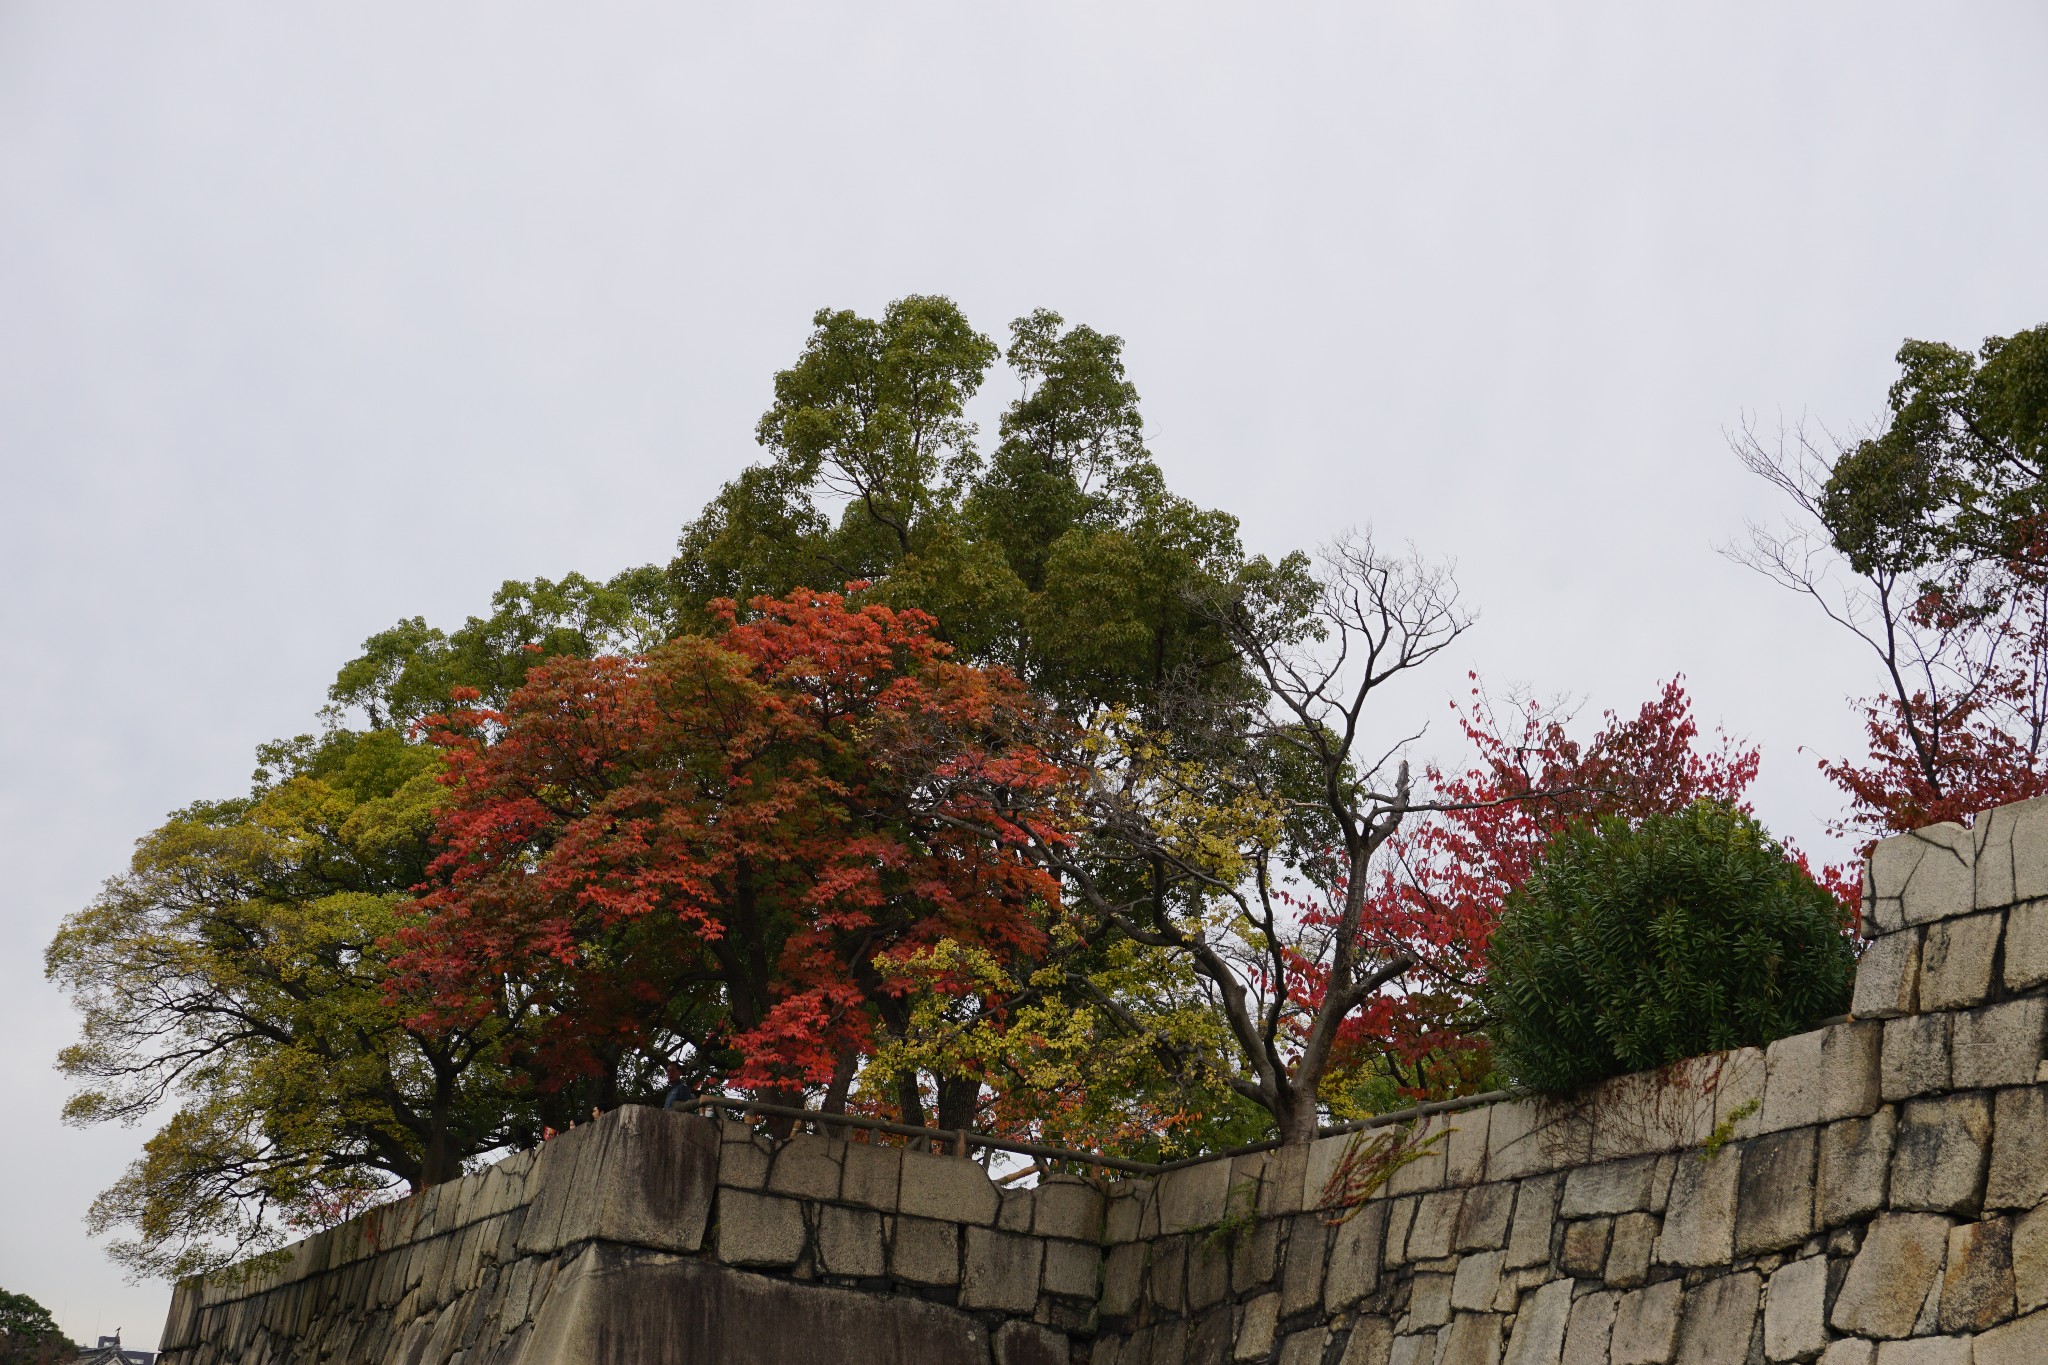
[392,588,1074,1099]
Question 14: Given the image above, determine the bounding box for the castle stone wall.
[158,796,2048,1364]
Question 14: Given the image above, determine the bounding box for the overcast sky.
[4,3,2045,1345]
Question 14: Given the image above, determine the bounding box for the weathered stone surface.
[718,1120,773,1190]
[519,1107,721,1256]
[897,1150,1001,1225]
[525,1243,992,1365]
[1278,1327,1332,1365]
[1713,1049,1768,1143]
[1447,1107,1491,1185]
[1439,1313,1505,1365]
[892,1216,963,1287]
[1187,1234,1229,1313]
[1563,1157,1659,1218]
[1341,1316,1395,1365]
[1597,1213,1650,1288]
[1452,1250,1506,1312]
[1281,1214,1330,1316]
[1939,1216,2015,1333]
[1819,1107,1896,1226]
[1389,1114,1454,1196]
[1502,1278,1572,1365]
[1987,1086,2048,1214]
[1318,1202,1384,1313]
[1043,1238,1101,1299]
[2005,899,2048,990]
[1592,1066,1714,1159]
[1105,1183,1150,1243]
[1673,1271,1759,1365]
[761,1135,841,1204]
[1817,1344,1874,1365]
[1976,795,2048,908]
[1891,1092,1992,1215]
[1410,1189,1464,1261]
[1871,1340,1974,1365]
[1973,1306,2048,1365]
[716,1189,807,1267]
[839,1140,901,1210]
[1562,1290,1619,1365]
[1736,1127,1816,1256]
[1505,1175,1560,1269]
[1561,1219,1612,1277]
[1457,1182,1516,1251]
[1954,998,2048,1091]
[1147,1234,1187,1314]
[817,1205,885,1278]
[1406,1273,1454,1331]
[2016,1203,2048,1315]
[1656,1145,1741,1267]
[1158,1158,1232,1234]
[1258,1145,1309,1218]
[1390,1333,1441,1365]
[1233,1292,1279,1362]
[1881,1013,1951,1102]
[962,1227,1041,1312]
[1819,1020,1884,1120]
[1032,1176,1103,1242]
[1831,1212,1954,1339]
[1877,821,1975,926]
[1919,911,2004,1010]
[993,1319,1070,1365]
[1611,1279,1683,1365]
[1853,928,1923,1020]
[1760,1030,1825,1132]
[1232,1216,1279,1295]
[1762,1255,1827,1362]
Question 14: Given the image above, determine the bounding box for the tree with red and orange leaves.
[395,587,1076,1133]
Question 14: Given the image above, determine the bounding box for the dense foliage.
[0,1290,73,1365]
[1483,801,1856,1094]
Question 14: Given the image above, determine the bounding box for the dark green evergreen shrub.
[1482,800,1855,1095]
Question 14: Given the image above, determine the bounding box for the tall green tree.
[46,729,529,1279]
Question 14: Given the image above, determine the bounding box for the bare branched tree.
[1028,530,1473,1145]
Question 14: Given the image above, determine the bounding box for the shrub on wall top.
[1482,800,1855,1095]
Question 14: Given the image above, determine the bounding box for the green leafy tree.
[0,1290,73,1365]
[46,730,529,1279]
[1482,801,1855,1094]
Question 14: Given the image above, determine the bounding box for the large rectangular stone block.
[1455,1182,1516,1251]
[1975,1308,2048,1365]
[2015,1203,2048,1315]
[1952,997,2047,1089]
[1735,1128,1815,1255]
[840,1140,902,1210]
[1655,1147,1740,1267]
[1919,911,2003,1010]
[2002,899,2048,991]
[1325,1203,1387,1312]
[1759,1030,1825,1132]
[1830,1212,1953,1339]
[962,1226,1042,1312]
[1447,1106,1491,1185]
[1712,1049,1768,1143]
[818,1205,886,1278]
[1762,1255,1828,1362]
[1503,1277,1572,1365]
[1938,1216,2015,1334]
[1157,1158,1232,1234]
[1880,1013,1950,1102]
[1986,1085,2048,1211]
[1561,1157,1659,1218]
[1611,1279,1683,1365]
[1819,1020,1883,1120]
[1409,1189,1465,1262]
[716,1189,807,1267]
[893,1216,963,1287]
[1819,1108,1896,1227]
[1673,1272,1759,1365]
[1562,1290,1618,1365]
[1869,822,1975,927]
[1891,1092,1992,1216]
[517,1107,719,1257]
[1032,1176,1103,1242]
[1607,1213,1656,1288]
[1451,1250,1506,1312]
[1851,929,1922,1020]
[1505,1175,1560,1269]
[1974,794,2048,909]
[898,1149,1001,1225]
[767,1133,845,1200]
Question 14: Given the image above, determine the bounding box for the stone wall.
[158,796,2048,1364]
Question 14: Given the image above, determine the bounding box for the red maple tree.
[393,588,1075,1123]
[1302,677,1773,1100]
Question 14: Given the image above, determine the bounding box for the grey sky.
[4,3,2045,1345]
